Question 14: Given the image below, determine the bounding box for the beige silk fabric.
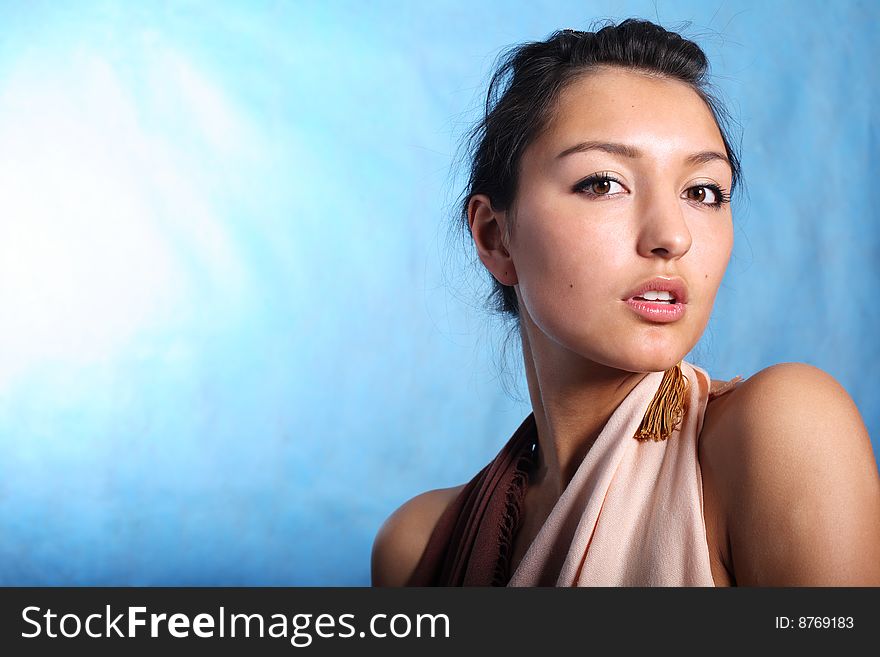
[508,360,738,587]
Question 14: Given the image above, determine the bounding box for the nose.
[635,184,692,259]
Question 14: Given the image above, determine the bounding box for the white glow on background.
[0,37,263,392]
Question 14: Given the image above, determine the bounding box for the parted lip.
[622,276,689,304]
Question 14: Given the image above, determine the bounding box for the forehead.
[534,66,725,161]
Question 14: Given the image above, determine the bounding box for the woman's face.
[508,66,734,373]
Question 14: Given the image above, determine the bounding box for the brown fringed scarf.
[406,413,539,586]
[405,367,744,586]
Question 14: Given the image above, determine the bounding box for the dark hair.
[455,18,742,325]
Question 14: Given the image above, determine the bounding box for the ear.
[467,194,518,286]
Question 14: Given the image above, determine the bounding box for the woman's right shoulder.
[370,484,466,587]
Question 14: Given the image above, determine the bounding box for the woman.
[372,18,880,586]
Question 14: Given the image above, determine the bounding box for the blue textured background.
[0,0,877,585]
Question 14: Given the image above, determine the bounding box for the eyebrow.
[556,140,731,169]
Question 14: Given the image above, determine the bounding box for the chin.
[616,356,682,374]
[537,309,697,373]
[621,324,702,371]
[593,341,691,374]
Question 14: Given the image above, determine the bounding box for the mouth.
[630,294,678,304]
[621,275,689,323]
[623,296,686,323]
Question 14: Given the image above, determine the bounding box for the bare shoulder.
[702,362,880,585]
[704,362,858,437]
[703,362,872,455]
[370,484,466,587]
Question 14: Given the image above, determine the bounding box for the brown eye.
[591,179,612,195]
[686,186,717,204]
[574,175,625,197]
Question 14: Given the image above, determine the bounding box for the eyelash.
[572,172,731,210]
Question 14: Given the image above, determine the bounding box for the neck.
[518,313,649,499]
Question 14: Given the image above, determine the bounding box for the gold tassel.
[634,360,690,442]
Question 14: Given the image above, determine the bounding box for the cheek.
[688,219,733,316]
[698,219,733,282]
[513,215,626,327]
